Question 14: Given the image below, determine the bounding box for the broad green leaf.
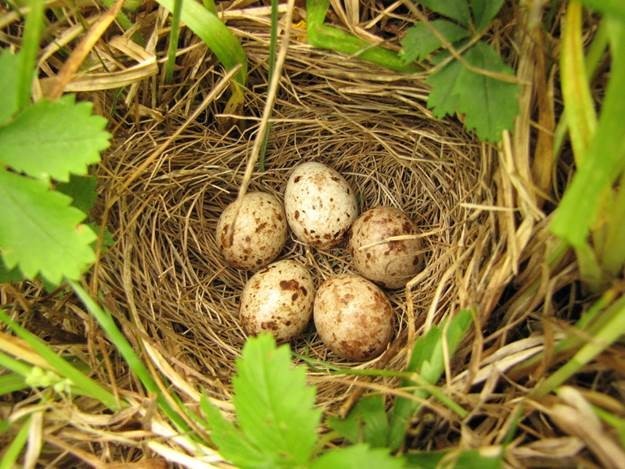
[457,42,518,142]
[0,170,96,284]
[551,21,625,247]
[417,0,471,27]
[0,50,20,124]
[405,448,503,468]
[56,175,98,214]
[312,444,404,469]
[470,0,505,30]
[426,57,464,118]
[389,310,473,450]
[200,394,274,468]
[400,20,469,63]
[233,334,321,466]
[0,96,110,182]
[580,0,625,22]
[328,395,389,448]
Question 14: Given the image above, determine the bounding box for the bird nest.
[94,34,508,412]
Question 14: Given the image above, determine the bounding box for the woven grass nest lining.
[97,40,499,409]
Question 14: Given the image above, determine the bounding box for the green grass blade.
[550,21,625,248]
[306,0,418,73]
[0,309,120,410]
[599,175,625,275]
[0,373,27,395]
[388,309,473,450]
[532,294,625,397]
[554,19,608,157]
[202,0,217,14]
[0,351,32,377]
[0,417,30,469]
[164,0,183,83]
[155,0,247,87]
[561,1,596,165]
[17,0,44,108]
[70,282,193,436]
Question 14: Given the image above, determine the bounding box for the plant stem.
[17,0,44,108]
[164,0,183,83]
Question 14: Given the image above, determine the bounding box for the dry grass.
[1,0,623,467]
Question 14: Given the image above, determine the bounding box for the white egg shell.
[216,192,287,270]
[284,162,358,249]
[348,207,421,289]
[240,259,315,342]
[314,275,393,361]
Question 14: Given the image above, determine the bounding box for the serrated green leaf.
[312,444,404,469]
[417,0,471,27]
[0,50,20,125]
[57,175,97,214]
[426,57,464,117]
[457,42,518,142]
[200,394,274,468]
[389,310,473,450]
[0,170,96,284]
[0,257,23,284]
[401,20,469,63]
[470,0,505,30]
[233,334,321,466]
[0,96,110,182]
[329,395,389,448]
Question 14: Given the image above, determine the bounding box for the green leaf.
[417,0,471,27]
[401,20,469,63]
[470,0,505,30]
[0,96,110,182]
[56,175,98,214]
[0,169,96,284]
[456,42,519,141]
[426,57,464,118]
[329,395,389,448]
[0,50,20,125]
[0,257,23,284]
[312,444,404,469]
[233,334,321,466]
[200,394,273,468]
[389,309,473,450]
[551,20,625,247]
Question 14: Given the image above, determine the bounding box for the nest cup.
[97,42,496,408]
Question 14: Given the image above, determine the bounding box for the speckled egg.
[348,207,421,289]
[284,162,358,249]
[240,259,315,342]
[216,192,287,270]
[313,275,393,361]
